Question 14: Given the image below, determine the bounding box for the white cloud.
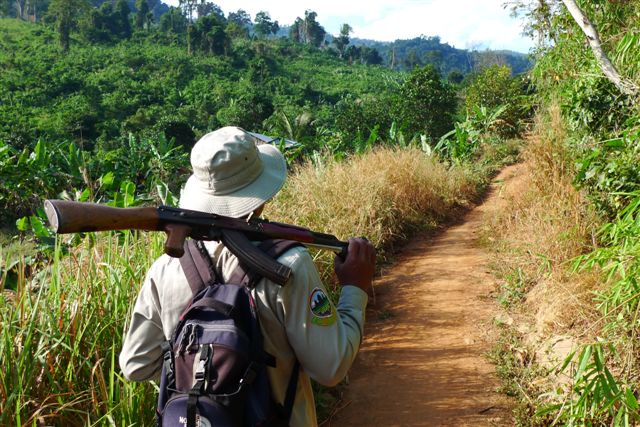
[164,0,533,52]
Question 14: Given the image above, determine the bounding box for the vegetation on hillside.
[352,35,532,75]
[0,14,531,225]
[487,0,640,424]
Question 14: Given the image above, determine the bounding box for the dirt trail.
[329,166,522,426]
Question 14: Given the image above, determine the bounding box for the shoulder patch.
[309,287,336,326]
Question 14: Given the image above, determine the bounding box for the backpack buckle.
[193,345,211,389]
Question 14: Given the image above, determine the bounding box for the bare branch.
[561,0,637,96]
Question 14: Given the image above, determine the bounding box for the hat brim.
[178,143,287,218]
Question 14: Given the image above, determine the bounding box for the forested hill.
[0,17,405,154]
[270,28,532,76]
[349,36,531,76]
[0,6,531,223]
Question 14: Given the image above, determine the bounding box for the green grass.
[0,232,161,426]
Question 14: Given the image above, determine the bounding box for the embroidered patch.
[309,288,336,326]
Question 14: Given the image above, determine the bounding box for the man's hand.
[334,238,376,292]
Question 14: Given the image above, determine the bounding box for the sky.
[164,0,534,53]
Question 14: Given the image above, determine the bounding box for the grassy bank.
[270,147,485,282]
[0,146,489,426]
[485,105,640,424]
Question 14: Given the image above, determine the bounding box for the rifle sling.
[220,229,292,286]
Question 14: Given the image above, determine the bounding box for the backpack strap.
[179,240,218,296]
[227,238,303,426]
[281,360,301,425]
[180,238,302,294]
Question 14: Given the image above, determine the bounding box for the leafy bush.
[397,65,457,141]
[331,93,396,147]
[573,193,640,363]
[0,139,84,222]
[563,76,632,137]
[464,65,531,138]
[435,105,507,162]
[539,344,640,424]
[574,128,640,217]
[0,134,188,227]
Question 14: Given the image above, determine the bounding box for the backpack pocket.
[162,393,234,427]
[174,322,251,394]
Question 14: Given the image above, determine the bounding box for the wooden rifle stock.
[44,200,191,257]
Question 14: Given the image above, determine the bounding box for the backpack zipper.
[197,323,250,344]
[177,323,251,356]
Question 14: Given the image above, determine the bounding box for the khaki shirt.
[119,241,368,427]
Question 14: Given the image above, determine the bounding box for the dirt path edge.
[328,165,522,427]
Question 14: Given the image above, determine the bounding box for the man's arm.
[119,268,166,381]
[279,238,375,386]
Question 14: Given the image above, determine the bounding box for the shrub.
[464,65,531,138]
[397,65,457,141]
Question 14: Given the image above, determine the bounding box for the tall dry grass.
[268,147,483,281]
[484,104,607,423]
[487,103,601,334]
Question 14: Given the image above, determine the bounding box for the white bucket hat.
[178,126,287,218]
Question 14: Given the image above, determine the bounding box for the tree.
[332,23,351,58]
[254,11,278,39]
[399,65,457,140]
[179,0,197,22]
[289,10,325,47]
[464,65,528,137]
[561,0,637,96]
[225,21,247,39]
[403,49,421,69]
[360,46,383,65]
[159,6,187,33]
[193,13,229,55]
[195,0,223,20]
[303,10,325,47]
[14,0,26,18]
[345,45,383,66]
[81,5,110,42]
[227,9,250,27]
[289,17,303,43]
[1,0,11,17]
[114,0,132,38]
[46,0,90,52]
[135,0,149,30]
[226,10,251,39]
[508,0,558,47]
[22,0,43,21]
[424,50,443,71]
[447,70,464,85]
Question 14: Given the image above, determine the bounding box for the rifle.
[44,199,349,285]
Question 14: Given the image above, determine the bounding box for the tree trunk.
[15,0,25,19]
[59,20,69,52]
[561,0,637,96]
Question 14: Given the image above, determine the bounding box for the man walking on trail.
[119,126,375,426]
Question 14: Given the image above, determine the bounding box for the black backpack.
[156,239,302,427]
